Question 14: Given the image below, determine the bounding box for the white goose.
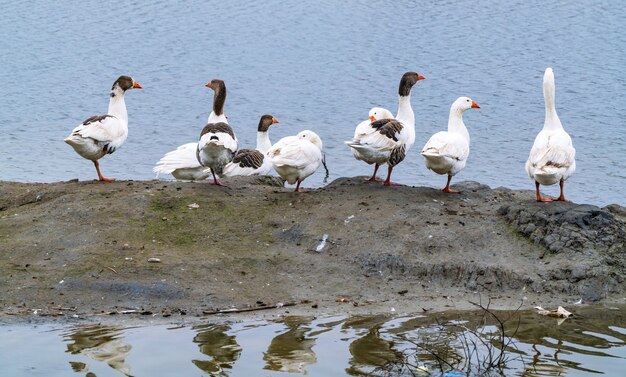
[222,115,279,177]
[268,130,323,192]
[421,97,480,193]
[345,72,425,185]
[64,75,142,181]
[348,107,394,181]
[153,79,227,180]
[525,68,576,202]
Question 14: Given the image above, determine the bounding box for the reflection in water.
[64,325,133,376]
[192,324,242,376]
[341,316,403,375]
[263,316,317,374]
[6,306,621,377]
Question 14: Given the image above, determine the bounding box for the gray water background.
[1,0,624,205]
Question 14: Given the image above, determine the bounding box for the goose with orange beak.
[346,107,394,181]
[222,114,280,176]
[64,75,142,181]
[345,72,425,186]
[153,79,228,180]
[421,96,480,193]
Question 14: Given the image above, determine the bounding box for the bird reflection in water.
[192,324,242,376]
[64,325,133,376]
[263,316,317,374]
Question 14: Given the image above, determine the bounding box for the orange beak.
[205,81,212,88]
[418,74,426,80]
[133,81,142,89]
[369,115,376,121]
[471,101,480,108]
[273,118,279,124]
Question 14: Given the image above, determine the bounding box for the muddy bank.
[0,177,624,324]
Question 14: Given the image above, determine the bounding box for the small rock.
[148,258,161,263]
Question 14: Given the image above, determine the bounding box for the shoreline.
[1,177,624,325]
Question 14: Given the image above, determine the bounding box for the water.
[1,1,625,206]
[1,307,625,376]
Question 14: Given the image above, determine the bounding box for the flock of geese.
[64,68,575,201]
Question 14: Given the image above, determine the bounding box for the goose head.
[452,96,480,112]
[205,79,227,116]
[297,130,323,150]
[398,71,426,96]
[368,107,394,121]
[111,75,141,97]
[258,114,279,132]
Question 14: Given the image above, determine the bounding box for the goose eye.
[466,99,470,102]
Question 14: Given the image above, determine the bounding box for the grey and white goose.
[222,114,279,177]
[345,71,425,185]
[197,119,238,186]
[153,79,227,180]
[64,75,142,181]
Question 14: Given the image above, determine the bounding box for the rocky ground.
[0,177,624,324]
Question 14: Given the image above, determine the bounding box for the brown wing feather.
[232,149,264,169]
[371,119,404,142]
[82,114,113,126]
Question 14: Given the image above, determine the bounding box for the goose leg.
[294,179,308,192]
[535,181,553,202]
[442,174,460,193]
[209,169,226,187]
[383,165,402,186]
[93,160,114,182]
[365,164,382,182]
[556,179,568,202]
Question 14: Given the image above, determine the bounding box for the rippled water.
[1,307,625,376]
[1,1,625,205]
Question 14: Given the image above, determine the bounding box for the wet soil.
[1,177,624,324]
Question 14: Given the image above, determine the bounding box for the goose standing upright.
[525,68,576,202]
[421,97,480,193]
[222,115,279,177]
[348,107,394,181]
[153,79,227,180]
[268,130,323,192]
[345,72,425,185]
[197,120,238,186]
[64,75,142,181]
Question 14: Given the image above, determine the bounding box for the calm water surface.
[1,307,625,376]
[1,1,625,205]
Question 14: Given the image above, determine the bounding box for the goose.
[525,68,576,202]
[64,75,142,181]
[222,115,279,177]
[197,121,238,186]
[268,130,323,192]
[345,72,425,185]
[153,79,227,180]
[421,97,480,193]
[348,107,394,181]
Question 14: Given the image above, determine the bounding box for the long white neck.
[448,107,470,142]
[107,91,128,124]
[256,131,272,153]
[208,112,228,124]
[396,94,415,145]
[543,71,563,131]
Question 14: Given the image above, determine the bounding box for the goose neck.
[448,109,469,141]
[108,91,127,123]
[396,95,415,127]
[256,131,272,153]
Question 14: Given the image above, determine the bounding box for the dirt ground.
[1,177,624,324]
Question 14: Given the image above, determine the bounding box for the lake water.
[1,0,625,205]
[1,307,625,376]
